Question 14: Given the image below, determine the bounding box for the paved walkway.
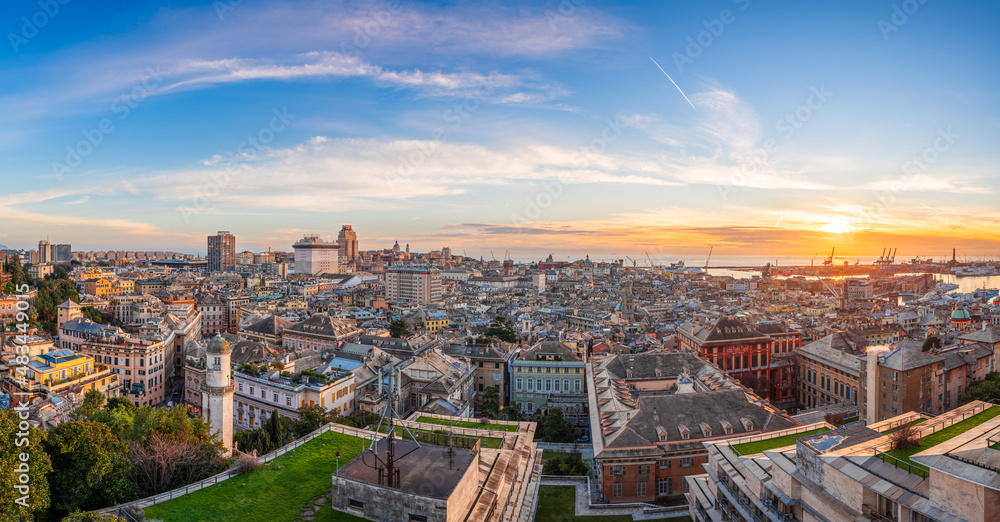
[539,477,689,520]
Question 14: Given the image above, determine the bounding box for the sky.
[1,0,998,262]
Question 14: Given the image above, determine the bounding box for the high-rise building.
[207,231,236,272]
[293,236,339,275]
[336,225,359,264]
[53,244,72,262]
[38,240,51,264]
[384,265,441,305]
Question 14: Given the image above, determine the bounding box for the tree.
[81,306,104,324]
[295,404,337,437]
[486,316,518,343]
[3,253,26,286]
[0,410,52,521]
[922,336,942,352]
[388,319,411,338]
[480,386,501,419]
[503,402,525,422]
[542,452,589,476]
[889,423,920,451]
[537,408,575,443]
[127,432,227,498]
[961,372,1000,404]
[44,420,134,513]
[72,390,106,420]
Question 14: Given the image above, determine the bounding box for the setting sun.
[821,217,854,234]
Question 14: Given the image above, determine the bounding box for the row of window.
[610,477,687,498]
[514,377,582,394]
[516,366,582,374]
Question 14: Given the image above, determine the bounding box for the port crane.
[822,247,835,267]
[704,246,714,269]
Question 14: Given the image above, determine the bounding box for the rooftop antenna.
[363,366,419,488]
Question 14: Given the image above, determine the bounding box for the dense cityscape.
[4,1,1000,521]
[3,231,1000,521]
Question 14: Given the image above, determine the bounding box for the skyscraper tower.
[201,335,235,455]
[38,240,51,264]
[337,225,359,263]
[207,231,236,272]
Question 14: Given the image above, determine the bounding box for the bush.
[890,423,920,451]
[236,453,262,474]
[543,453,589,476]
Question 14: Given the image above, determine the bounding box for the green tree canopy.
[388,319,412,338]
[542,452,589,476]
[0,410,52,521]
[922,336,942,352]
[486,316,518,343]
[961,372,1000,404]
[44,420,134,513]
[480,386,501,419]
[537,408,575,443]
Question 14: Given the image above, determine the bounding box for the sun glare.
[820,217,854,234]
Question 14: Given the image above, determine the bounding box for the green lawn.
[144,431,368,522]
[730,428,830,456]
[416,415,519,432]
[884,406,1000,475]
[536,486,690,522]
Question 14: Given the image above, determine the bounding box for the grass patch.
[535,486,690,522]
[417,415,519,432]
[730,428,830,456]
[144,430,369,522]
[885,406,1000,474]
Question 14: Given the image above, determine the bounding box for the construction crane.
[645,251,654,267]
[625,256,637,267]
[704,246,714,269]
[490,251,497,261]
[823,247,835,266]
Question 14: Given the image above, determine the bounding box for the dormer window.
[679,424,690,440]
[626,368,633,378]
[740,417,754,431]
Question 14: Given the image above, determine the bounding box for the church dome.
[207,334,232,355]
[952,304,971,321]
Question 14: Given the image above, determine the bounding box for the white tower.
[202,335,235,455]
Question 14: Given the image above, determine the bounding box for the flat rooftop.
[338,438,477,499]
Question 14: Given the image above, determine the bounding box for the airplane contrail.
[649,56,696,110]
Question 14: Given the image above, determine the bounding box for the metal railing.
[872,401,994,453]
[862,504,897,522]
[726,423,830,448]
[872,448,929,479]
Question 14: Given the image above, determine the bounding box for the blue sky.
[1,0,998,260]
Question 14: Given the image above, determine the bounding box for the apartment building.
[384,265,442,305]
[510,340,587,422]
[797,330,868,409]
[282,313,361,352]
[859,344,942,424]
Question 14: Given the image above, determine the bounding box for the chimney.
[865,347,885,425]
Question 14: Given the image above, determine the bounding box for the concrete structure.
[689,402,1000,522]
[385,265,442,305]
[207,231,236,272]
[38,240,51,264]
[201,335,235,455]
[293,236,340,275]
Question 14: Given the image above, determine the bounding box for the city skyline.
[2,0,999,257]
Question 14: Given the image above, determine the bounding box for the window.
[658,478,672,495]
[261,389,266,399]
[554,379,560,392]
[516,378,523,391]
[680,458,694,468]
[527,379,533,392]
[250,386,255,395]
[657,460,671,469]
[493,373,501,381]
[638,465,649,475]
[637,481,647,497]
[286,396,291,406]
[545,379,551,391]
[409,515,428,522]
[575,380,581,393]
[612,483,622,498]
[348,499,364,510]
[273,392,278,402]
[536,378,542,391]
[610,466,624,475]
